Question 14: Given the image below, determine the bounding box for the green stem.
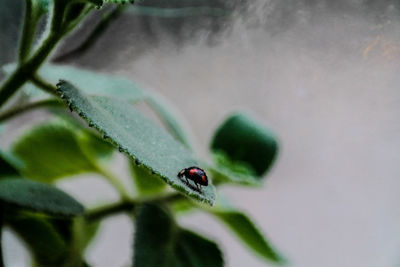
[54,5,124,62]
[0,99,62,122]
[0,206,4,267]
[85,201,136,222]
[19,0,35,63]
[30,75,58,96]
[96,165,131,201]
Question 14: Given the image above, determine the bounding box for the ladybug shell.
[179,167,208,186]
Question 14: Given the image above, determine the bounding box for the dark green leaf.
[12,119,113,182]
[0,178,84,216]
[211,113,279,178]
[133,203,223,267]
[0,151,19,177]
[57,80,216,205]
[130,161,166,196]
[133,203,175,267]
[213,209,285,264]
[173,229,223,267]
[8,214,70,266]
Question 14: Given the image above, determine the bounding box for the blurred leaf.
[212,209,285,264]
[125,6,229,17]
[12,119,113,182]
[72,217,100,252]
[8,214,70,266]
[133,203,175,267]
[173,229,223,267]
[56,80,215,205]
[133,203,223,267]
[211,113,279,178]
[0,178,84,217]
[130,161,166,196]
[2,64,145,101]
[145,94,192,148]
[33,0,50,17]
[0,151,19,177]
[2,64,193,148]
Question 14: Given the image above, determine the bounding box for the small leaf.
[211,113,279,179]
[12,119,113,182]
[8,214,70,266]
[57,80,216,205]
[212,209,285,264]
[130,161,166,196]
[0,178,84,217]
[133,203,223,267]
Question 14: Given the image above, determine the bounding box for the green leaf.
[0,178,84,217]
[133,203,175,267]
[211,113,279,179]
[2,64,145,101]
[125,6,229,17]
[145,94,192,148]
[173,229,223,267]
[0,151,19,177]
[8,214,70,266]
[130,161,166,196]
[133,203,223,267]
[3,64,192,148]
[72,217,100,253]
[56,80,216,205]
[212,209,285,264]
[12,119,113,182]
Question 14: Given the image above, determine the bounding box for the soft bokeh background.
[1,1,400,266]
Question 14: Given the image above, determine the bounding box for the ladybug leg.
[195,183,200,190]
[185,177,189,184]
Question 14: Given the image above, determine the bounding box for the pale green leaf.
[213,209,286,264]
[130,161,166,196]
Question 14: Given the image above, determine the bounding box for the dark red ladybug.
[178,166,208,190]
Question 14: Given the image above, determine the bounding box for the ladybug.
[178,166,208,190]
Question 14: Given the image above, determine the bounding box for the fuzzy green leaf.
[12,119,113,182]
[56,80,216,205]
[211,113,279,180]
[213,209,285,264]
[0,178,84,217]
[133,203,223,267]
[8,214,70,266]
[130,161,166,196]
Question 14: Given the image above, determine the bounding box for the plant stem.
[0,99,62,122]
[30,75,58,96]
[85,201,136,222]
[96,165,131,201]
[19,0,35,63]
[53,5,125,62]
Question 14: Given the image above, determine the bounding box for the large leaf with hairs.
[125,6,229,17]
[12,119,113,182]
[0,178,84,217]
[210,113,279,185]
[56,80,215,205]
[133,203,223,267]
[0,151,19,177]
[212,209,285,264]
